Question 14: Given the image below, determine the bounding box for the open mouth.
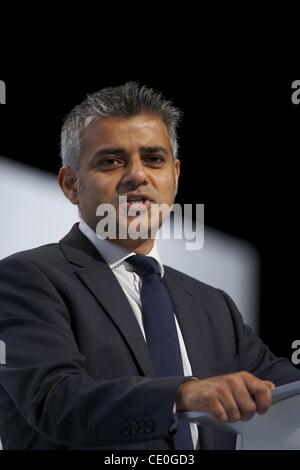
[126,198,152,210]
[119,194,154,211]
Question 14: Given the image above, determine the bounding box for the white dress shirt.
[79,218,198,449]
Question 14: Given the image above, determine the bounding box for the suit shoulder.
[164,264,221,297]
[0,243,62,269]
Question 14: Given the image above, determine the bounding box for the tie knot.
[126,254,161,279]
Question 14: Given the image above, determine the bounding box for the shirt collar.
[78,217,164,277]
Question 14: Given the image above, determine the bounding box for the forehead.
[81,114,171,153]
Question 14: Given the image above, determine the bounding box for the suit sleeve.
[0,255,183,447]
[219,290,300,386]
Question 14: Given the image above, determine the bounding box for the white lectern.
[180,380,300,449]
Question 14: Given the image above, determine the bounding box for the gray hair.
[60,82,182,169]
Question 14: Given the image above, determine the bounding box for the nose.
[120,157,148,190]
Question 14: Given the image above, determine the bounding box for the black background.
[1,67,299,363]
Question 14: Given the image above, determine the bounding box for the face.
[59,114,180,252]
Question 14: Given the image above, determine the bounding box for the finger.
[208,396,229,423]
[246,378,273,415]
[217,385,243,422]
[189,381,230,422]
[264,381,276,390]
[228,378,257,421]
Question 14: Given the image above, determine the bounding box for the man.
[0,83,299,450]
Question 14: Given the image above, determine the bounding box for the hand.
[176,371,275,423]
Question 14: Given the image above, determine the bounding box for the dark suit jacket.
[0,224,299,450]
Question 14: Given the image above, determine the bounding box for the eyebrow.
[91,148,127,161]
[140,146,168,155]
[91,145,168,161]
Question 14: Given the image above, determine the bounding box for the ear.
[58,166,79,205]
[174,159,180,195]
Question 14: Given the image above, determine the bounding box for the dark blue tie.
[127,254,194,450]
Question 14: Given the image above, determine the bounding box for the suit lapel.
[60,225,210,379]
[60,225,155,377]
[164,267,211,378]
